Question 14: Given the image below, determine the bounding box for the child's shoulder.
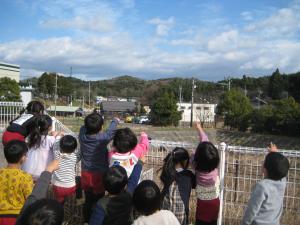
[0,168,32,181]
[19,169,33,180]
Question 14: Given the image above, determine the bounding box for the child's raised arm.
[131,132,149,159]
[99,117,119,141]
[196,121,209,142]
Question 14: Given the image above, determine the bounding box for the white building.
[20,85,34,105]
[0,62,20,82]
[177,102,217,123]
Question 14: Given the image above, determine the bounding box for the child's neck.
[7,163,21,169]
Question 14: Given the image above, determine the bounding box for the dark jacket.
[89,161,142,225]
[79,119,118,172]
[7,113,39,137]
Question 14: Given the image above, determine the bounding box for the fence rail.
[0,102,24,130]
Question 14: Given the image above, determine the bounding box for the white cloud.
[207,30,239,52]
[1,0,300,80]
[147,17,175,36]
[40,16,115,32]
[120,0,135,8]
[241,11,253,21]
[245,8,300,37]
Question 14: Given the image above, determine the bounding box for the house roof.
[101,101,136,112]
[47,105,80,112]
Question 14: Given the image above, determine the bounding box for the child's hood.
[196,168,219,185]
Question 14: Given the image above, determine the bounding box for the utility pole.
[179,86,182,106]
[88,81,91,109]
[190,79,195,128]
[54,73,58,117]
[228,77,231,91]
[70,66,72,77]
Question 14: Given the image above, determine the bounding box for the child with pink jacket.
[109,128,149,177]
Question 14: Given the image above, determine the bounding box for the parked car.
[139,116,150,124]
[125,115,133,123]
[75,108,85,117]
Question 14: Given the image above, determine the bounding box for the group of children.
[0,100,290,225]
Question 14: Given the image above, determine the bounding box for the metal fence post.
[218,142,226,225]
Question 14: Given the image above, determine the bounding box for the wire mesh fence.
[223,145,300,225]
[145,141,300,225]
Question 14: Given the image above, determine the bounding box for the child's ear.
[20,155,27,164]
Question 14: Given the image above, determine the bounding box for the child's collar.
[176,168,184,172]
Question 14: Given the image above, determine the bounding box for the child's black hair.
[264,152,290,181]
[27,115,52,148]
[194,142,220,172]
[103,165,128,195]
[17,199,64,225]
[160,147,189,189]
[60,135,77,154]
[25,100,45,115]
[4,140,28,164]
[133,180,161,216]
[113,128,137,153]
[84,112,104,135]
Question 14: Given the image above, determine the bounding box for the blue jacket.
[79,119,118,172]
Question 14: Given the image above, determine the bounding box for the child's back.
[3,101,44,146]
[133,180,180,225]
[22,135,56,179]
[242,178,286,225]
[161,147,195,225]
[241,147,289,225]
[79,115,118,172]
[193,122,220,225]
[109,128,149,177]
[89,163,143,225]
[22,115,57,179]
[79,112,119,223]
[0,140,34,224]
[52,135,79,203]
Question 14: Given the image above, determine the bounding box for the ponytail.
[27,119,41,148]
[160,152,176,190]
[27,115,52,148]
[160,147,190,191]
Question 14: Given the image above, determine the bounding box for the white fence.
[0,102,24,130]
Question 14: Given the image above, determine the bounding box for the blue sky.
[0,0,300,80]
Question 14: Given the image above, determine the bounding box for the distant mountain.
[21,70,300,105]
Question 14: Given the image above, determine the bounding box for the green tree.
[272,97,300,135]
[217,89,253,131]
[251,97,300,136]
[251,106,274,133]
[268,68,287,99]
[37,72,55,97]
[0,77,21,101]
[150,90,181,126]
